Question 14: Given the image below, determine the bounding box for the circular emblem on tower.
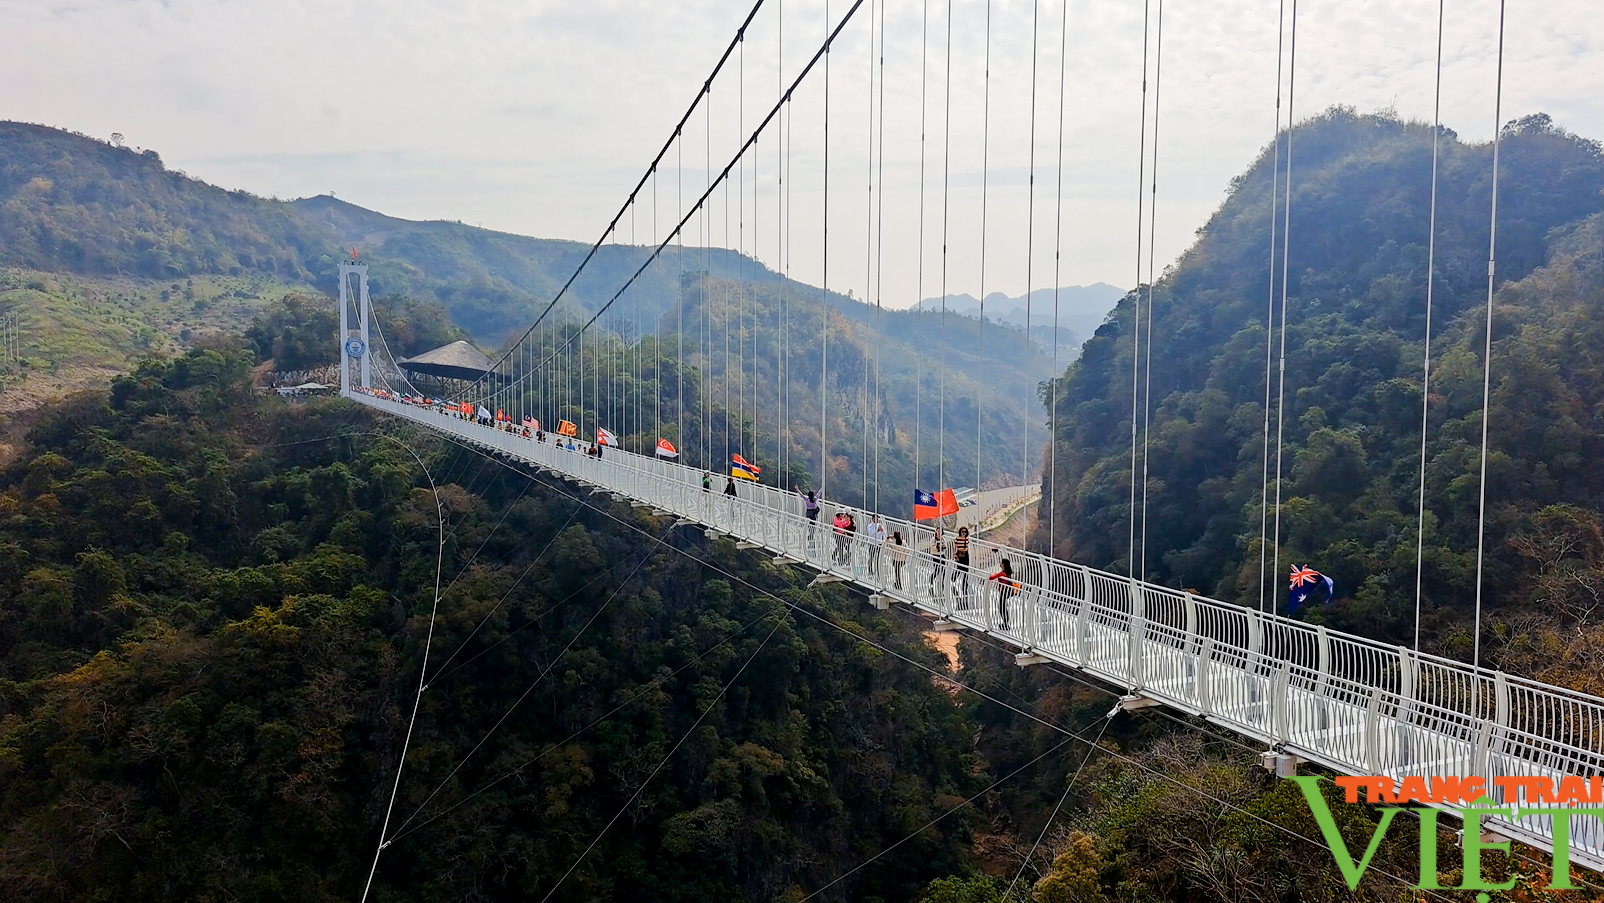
[344,338,368,359]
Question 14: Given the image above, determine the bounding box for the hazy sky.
[5,0,1602,308]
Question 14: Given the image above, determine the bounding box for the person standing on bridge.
[952,526,972,606]
[799,488,821,554]
[988,557,1019,631]
[866,515,886,578]
[831,509,851,565]
[929,526,948,596]
[844,510,859,574]
[890,530,908,590]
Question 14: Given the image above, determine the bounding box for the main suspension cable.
[454,0,769,402]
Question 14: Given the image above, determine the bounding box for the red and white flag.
[597,427,618,447]
[655,438,678,458]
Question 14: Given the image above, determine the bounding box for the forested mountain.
[0,345,1487,902]
[0,349,980,900]
[2,122,1052,493]
[1040,107,1604,674]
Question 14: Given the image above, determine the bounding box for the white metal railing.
[351,391,1604,870]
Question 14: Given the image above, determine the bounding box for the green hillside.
[1,122,1053,492]
[1040,108,1604,673]
[0,268,301,404]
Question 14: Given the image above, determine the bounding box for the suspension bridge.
[343,0,1604,891]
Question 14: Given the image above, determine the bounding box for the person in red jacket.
[987,557,1020,631]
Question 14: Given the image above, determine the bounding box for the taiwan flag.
[914,488,959,521]
[1287,565,1335,613]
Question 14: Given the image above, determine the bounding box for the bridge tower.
[338,257,371,394]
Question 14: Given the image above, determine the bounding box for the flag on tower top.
[655,438,678,458]
[350,248,358,260]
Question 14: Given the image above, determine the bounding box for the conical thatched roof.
[398,341,494,382]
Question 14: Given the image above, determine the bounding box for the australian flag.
[1287,565,1335,613]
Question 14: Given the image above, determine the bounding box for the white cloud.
[3,0,1600,306]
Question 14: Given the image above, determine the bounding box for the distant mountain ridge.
[915,283,1125,354]
[0,122,774,339]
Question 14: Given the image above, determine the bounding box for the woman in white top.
[866,516,886,576]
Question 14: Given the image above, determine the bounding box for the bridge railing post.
[1128,579,1146,694]
[1394,645,1418,771]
